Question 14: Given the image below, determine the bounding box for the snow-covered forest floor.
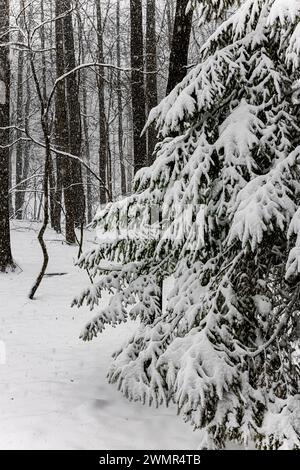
[0,221,199,450]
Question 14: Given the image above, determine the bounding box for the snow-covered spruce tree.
[74,0,300,449]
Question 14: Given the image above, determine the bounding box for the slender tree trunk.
[23,87,31,189]
[29,136,50,299]
[63,1,85,229]
[21,2,32,219]
[40,0,56,230]
[8,139,13,216]
[126,99,134,191]
[28,26,56,298]
[49,0,62,233]
[166,0,193,94]
[96,0,108,204]
[107,135,113,198]
[0,0,14,272]
[116,0,127,195]
[48,155,56,229]
[15,0,25,219]
[40,0,47,104]
[78,14,93,223]
[106,62,113,200]
[166,0,175,50]
[29,122,51,300]
[130,0,147,174]
[146,0,158,165]
[54,0,74,239]
[82,82,93,223]
[40,3,53,224]
[22,65,31,199]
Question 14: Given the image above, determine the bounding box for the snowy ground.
[0,221,199,450]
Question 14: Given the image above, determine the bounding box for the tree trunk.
[0,0,14,271]
[146,0,158,165]
[166,0,193,95]
[28,129,51,300]
[166,0,175,50]
[106,62,113,200]
[130,0,147,174]
[22,73,31,196]
[53,0,66,235]
[96,0,108,204]
[15,0,25,219]
[40,0,56,230]
[63,0,86,231]
[78,13,93,223]
[116,0,127,195]
[82,81,93,223]
[54,0,74,240]
[28,83,51,299]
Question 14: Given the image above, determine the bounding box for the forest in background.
[0,0,214,269]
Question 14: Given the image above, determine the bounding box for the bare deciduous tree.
[0,0,14,272]
[130,0,147,174]
[146,0,158,164]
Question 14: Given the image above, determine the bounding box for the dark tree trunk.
[54,0,74,239]
[106,135,112,199]
[53,0,65,234]
[15,1,32,221]
[28,125,51,300]
[8,139,13,216]
[28,62,51,299]
[0,0,14,271]
[166,0,193,95]
[82,82,93,223]
[106,63,113,200]
[130,0,147,174]
[15,1,25,219]
[48,155,56,230]
[166,0,175,50]
[22,74,31,194]
[96,0,108,205]
[40,0,55,230]
[116,0,127,195]
[78,16,93,223]
[39,0,47,103]
[63,0,86,230]
[146,0,158,165]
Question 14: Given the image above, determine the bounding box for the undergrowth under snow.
[0,221,199,450]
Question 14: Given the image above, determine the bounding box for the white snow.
[0,221,199,450]
[0,340,5,364]
[267,0,300,25]
[0,80,6,104]
[253,295,272,316]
